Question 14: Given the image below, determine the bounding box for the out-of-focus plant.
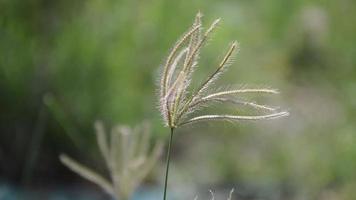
[60,121,163,200]
[208,189,234,200]
[158,12,289,200]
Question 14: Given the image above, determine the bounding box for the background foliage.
[1,0,356,199]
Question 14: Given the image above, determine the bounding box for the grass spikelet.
[179,112,289,126]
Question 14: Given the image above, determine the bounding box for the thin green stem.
[163,127,174,200]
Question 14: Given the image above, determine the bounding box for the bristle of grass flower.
[179,111,289,126]
[189,97,277,112]
[191,41,240,101]
[185,13,202,67]
[175,41,240,124]
[200,88,279,100]
[161,25,201,99]
[169,18,221,94]
[167,48,189,87]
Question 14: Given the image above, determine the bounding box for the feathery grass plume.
[60,121,163,200]
[159,13,288,129]
[158,12,289,200]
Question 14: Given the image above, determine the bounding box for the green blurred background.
[1,0,356,199]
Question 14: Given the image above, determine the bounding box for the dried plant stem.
[163,128,174,200]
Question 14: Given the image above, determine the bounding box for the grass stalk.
[163,127,174,200]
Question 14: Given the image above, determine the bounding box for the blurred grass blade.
[43,94,84,149]
[94,121,111,166]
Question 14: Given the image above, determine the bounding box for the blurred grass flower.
[158,12,289,200]
[193,189,235,200]
[60,121,163,200]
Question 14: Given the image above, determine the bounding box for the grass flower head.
[159,12,289,128]
[60,121,163,200]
